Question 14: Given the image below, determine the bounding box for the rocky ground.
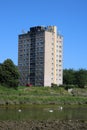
[0,120,87,130]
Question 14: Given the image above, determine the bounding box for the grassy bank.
[0,85,87,105]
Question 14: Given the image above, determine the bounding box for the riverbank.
[0,120,87,130]
[0,85,87,105]
[0,86,87,130]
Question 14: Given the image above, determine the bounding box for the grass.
[0,85,87,105]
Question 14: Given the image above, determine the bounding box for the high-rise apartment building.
[18,26,63,86]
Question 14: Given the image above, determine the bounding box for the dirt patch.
[0,120,87,130]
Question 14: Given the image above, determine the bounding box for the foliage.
[51,83,58,88]
[63,69,76,85]
[0,59,19,88]
[59,84,78,90]
[75,69,87,88]
[63,69,87,88]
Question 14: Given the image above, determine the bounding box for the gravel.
[0,120,87,130]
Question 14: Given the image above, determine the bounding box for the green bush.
[59,84,78,90]
[0,59,19,88]
[51,83,58,88]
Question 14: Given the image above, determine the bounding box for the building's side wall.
[35,32,44,86]
[44,31,52,86]
[29,32,36,86]
[44,26,63,87]
[18,34,30,86]
[56,35,63,85]
[52,26,57,84]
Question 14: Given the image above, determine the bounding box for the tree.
[0,59,19,88]
[75,69,87,88]
[0,64,4,84]
[63,69,87,88]
[63,69,76,85]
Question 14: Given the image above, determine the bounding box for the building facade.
[18,26,63,86]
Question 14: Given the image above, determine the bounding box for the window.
[59,50,61,53]
[52,48,53,51]
[59,64,62,67]
[40,42,44,45]
[59,60,61,62]
[59,74,61,76]
[51,72,53,75]
[27,44,29,47]
[56,64,58,67]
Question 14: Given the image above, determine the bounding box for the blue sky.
[0,0,87,69]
